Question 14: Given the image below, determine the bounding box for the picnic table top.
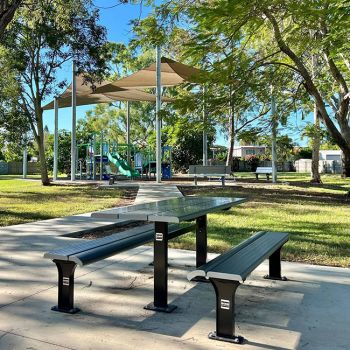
[91,196,246,223]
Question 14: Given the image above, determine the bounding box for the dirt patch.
[77,220,149,240]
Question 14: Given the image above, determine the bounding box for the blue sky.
[42,0,310,147]
[43,1,152,135]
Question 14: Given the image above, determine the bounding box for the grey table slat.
[148,198,246,223]
[91,197,246,223]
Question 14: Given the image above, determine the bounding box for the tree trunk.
[341,148,350,178]
[36,108,50,185]
[226,91,234,171]
[311,105,322,183]
[226,110,234,169]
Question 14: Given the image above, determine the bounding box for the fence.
[208,159,295,172]
[0,161,41,175]
[294,159,342,174]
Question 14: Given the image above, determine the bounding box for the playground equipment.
[76,132,172,181]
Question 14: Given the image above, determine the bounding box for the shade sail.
[42,74,172,110]
[93,57,203,93]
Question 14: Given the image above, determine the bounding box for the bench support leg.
[145,222,177,313]
[255,173,258,180]
[52,260,80,314]
[266,174,270,181]
[209,278,244,344]
[264,247,287,281]
[194,176,198,186]
[221,176,225,186]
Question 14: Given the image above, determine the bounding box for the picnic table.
[91,196,246,313]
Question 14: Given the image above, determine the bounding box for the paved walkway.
[0,184,350,349]
[134,184,183,204]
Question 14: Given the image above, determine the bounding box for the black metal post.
[144,221,177,313]
[196,215,207,268]
[264,247,287,281]
[208,278,244,344]
[51,260,80,314]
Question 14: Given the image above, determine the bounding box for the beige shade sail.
[93,57,203,93]
[42,74,172,110]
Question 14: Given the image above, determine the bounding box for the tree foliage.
[0,0,109,184]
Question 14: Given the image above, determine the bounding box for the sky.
[43,1,152,135]
[42,0,310,148]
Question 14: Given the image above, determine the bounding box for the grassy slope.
[0,176,124,226]
[174,173,350,267]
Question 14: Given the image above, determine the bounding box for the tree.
[147,0,350,176]
[0,0,21,38]
[0,0,109,185]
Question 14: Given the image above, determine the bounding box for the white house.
[232,145,267,158]
[319,150,342,161]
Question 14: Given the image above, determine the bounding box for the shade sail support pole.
[71,60,77,181]
[271,87,277,183]
[156,46,162,183]
[22,135,27,179]
[53,98,59,181]
[127,101,131,164]
[203,85,208,166]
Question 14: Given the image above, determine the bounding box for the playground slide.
[107,152,140,178]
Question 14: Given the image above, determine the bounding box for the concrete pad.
[134,184,183,204]
[0,243,349,350]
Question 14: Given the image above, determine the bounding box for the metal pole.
[22,139,27,179]
[92,134,96,180]
[156,46,162,183]
[203,85,208,166]
[71,60,77,181]
[126,101,131,164]
[271,88,277,183]
[53,97,59,181]
[100,131,103,181]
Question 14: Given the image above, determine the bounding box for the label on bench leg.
[220,299,230,310]
[155,233,163,241]
[62,277,70,286]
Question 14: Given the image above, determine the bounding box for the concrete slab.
[134,184,183,204]
[0,240,349,350]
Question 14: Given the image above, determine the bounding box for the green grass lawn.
[0,176,126,226]
[1,173,350,267]
[175,173,350,267]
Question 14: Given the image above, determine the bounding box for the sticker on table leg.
[155,233,163,241]
[220,299,230,310]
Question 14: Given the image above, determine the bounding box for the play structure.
[76,132,172,181]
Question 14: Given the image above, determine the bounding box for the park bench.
[254,166,273,180]
[188,165,231,186]
[44,222,195,314]
[187,231,289,344]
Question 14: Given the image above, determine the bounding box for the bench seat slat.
[188,232,288,282]
[71,229,155,266]
[44,224,154,260]
[44,223,196,266]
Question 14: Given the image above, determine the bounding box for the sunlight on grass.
[174,174,350,267]
[0,177,124,226]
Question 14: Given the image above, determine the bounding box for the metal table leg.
[196,215,207,268]
[144,221,177,313]
[192,215,209,283]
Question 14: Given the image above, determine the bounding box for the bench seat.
[44,222,195,314]
[189,165,231,186]
[188,231,289,344]
[254,166,273,180]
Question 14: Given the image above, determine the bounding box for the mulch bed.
[78,220,149,240]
